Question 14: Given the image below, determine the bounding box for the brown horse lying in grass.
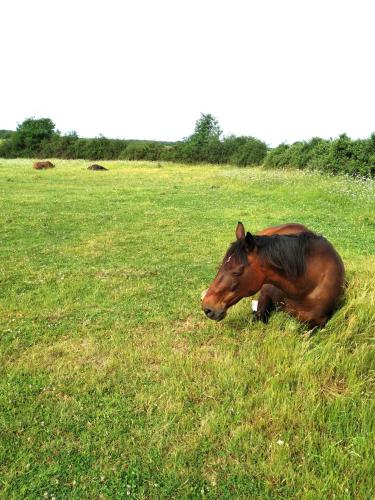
[202,222,345,328]
[33,161,55,170]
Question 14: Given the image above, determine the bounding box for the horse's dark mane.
[223,239,250,266]
[224,232,324,277]
[255,232,323,277]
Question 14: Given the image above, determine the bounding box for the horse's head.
[201,222,265,321]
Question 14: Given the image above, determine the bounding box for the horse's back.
[257,223,311,236]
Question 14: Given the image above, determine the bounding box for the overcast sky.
[1,0,374,145]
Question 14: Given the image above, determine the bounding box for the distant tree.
[189,113,222,143]
[182,113,223,162]
[13,117,58,155]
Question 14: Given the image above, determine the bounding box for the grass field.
[1,159,374,499]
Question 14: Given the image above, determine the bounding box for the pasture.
[0,159,374,498]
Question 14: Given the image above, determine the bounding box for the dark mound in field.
[33,161,55,170]
[88,164,108,171]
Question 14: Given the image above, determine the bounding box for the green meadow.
[0,159,374,499]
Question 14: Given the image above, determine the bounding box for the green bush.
[264,144,291,169]
[0,130,15,139]
[119,142,164,161]
[228,136,268,166]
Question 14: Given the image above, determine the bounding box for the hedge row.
[0,129,268,168]
[264,134,375,176]
[1,117,374,176]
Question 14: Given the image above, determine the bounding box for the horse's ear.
[236,221,245,240]
[245,232,255,251]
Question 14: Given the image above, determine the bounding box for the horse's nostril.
[204,307,214,318]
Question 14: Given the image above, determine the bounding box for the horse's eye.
[232,265,245,277]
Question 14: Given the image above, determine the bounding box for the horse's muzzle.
[203,307,226,321]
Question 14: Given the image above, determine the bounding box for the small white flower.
[276,439,284,446]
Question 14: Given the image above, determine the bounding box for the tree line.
[0,115,267,167]
[0,115,374,175]
[0,114,267,166]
